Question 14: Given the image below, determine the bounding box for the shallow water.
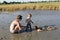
[0,10,60,40]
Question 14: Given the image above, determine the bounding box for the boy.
[25,14,33,31]
[10,15,22,33]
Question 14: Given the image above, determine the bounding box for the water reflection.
[11,34,22,40]
[25,33,32,40]
[10,32,32,40]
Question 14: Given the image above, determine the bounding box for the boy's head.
[17,15,22,20]
[27,14,32,18]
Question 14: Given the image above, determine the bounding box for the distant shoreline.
[0,2,60,11]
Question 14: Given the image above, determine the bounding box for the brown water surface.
[0,10,60,40]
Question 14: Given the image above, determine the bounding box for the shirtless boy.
[10,15,22,33]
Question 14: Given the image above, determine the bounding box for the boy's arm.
[30,20,33,24]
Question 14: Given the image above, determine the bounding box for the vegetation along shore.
[0,2,60,11]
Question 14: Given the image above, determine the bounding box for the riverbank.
[0,2,60,11]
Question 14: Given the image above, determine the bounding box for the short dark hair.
[17,15,22,20]
[29,13,32,17]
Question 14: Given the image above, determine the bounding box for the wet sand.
[0,10,60,40]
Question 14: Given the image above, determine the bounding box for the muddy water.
[0,10,60,40]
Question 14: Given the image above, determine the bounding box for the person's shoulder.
[11,20,16,24]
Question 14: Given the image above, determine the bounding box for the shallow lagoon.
[0,10,60,40]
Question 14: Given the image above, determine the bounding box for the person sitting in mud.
[47,26,56,31]
[42,26,48,31]
[10,15,22,33]
[35,26,43,32]
[35,25,56,32]
[42,25,56,31]
[25,14,33,31]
